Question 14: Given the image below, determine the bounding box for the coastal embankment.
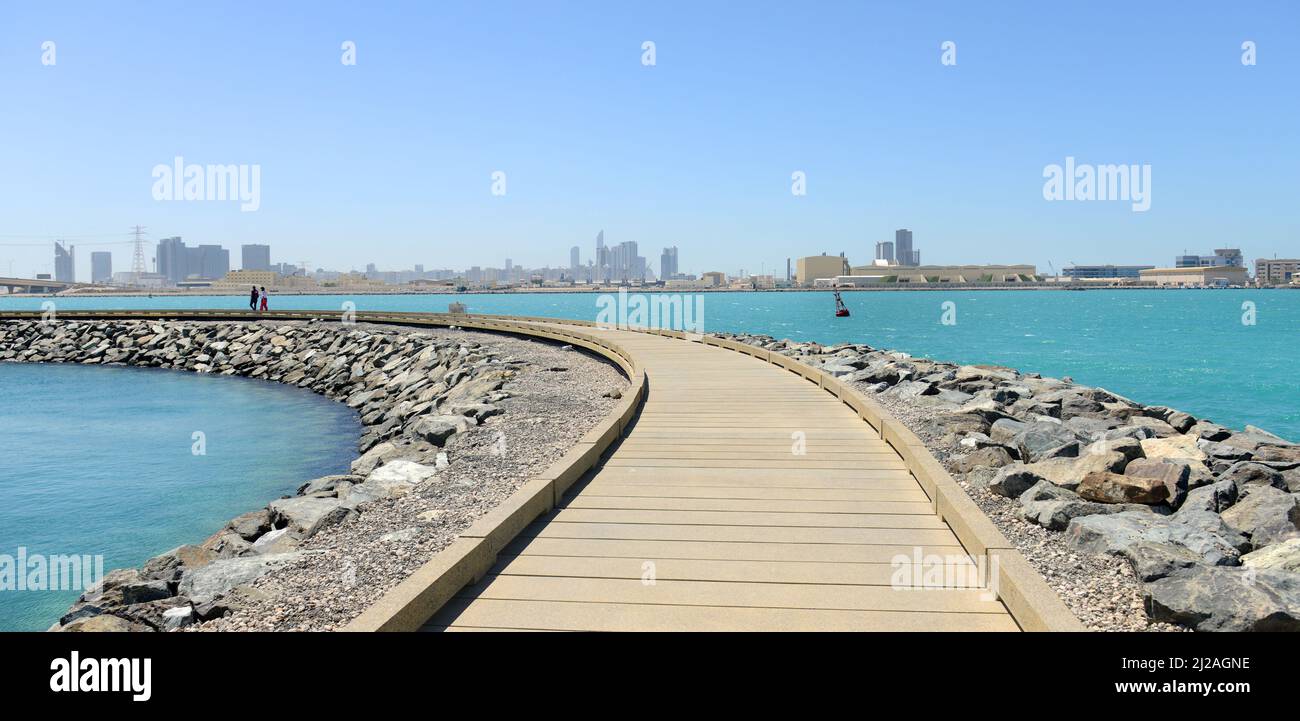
[0,319,626,631]
[721,332,1300,631]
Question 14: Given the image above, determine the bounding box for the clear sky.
[1,1,1296,280]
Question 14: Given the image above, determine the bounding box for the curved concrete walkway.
[425,321,1019,631]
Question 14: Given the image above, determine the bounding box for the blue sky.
[1,1,1296,280]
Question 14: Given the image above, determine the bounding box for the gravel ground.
[870,388,1185,632]
[198,326,627,631]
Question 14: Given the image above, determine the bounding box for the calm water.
[2,289,1296,440]
[0,363,359,631]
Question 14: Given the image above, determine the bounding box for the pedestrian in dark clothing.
[249,286,259,310]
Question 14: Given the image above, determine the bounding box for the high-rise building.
[156,237,187,283]
[570,246,580,270]
[241,244,271,271]
[895,229,920,266]
[595,230,609,282]
[875,241,895,264]
[54,241,75,282]
[91,251,112,283]
[155,237,230,283]
[660,246,679,279]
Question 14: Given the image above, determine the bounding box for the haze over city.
[2,1,1297,279]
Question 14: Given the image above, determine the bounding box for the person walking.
[259,286,269,311]
[249,286,259,311]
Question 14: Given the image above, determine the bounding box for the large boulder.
[1013,422,1084,463]
[139,544,217,582]
[1018,480,1149,531]
[1077,471,1169,505]
[268,496,352,538]
[354,459,438,499]
[1218,461,1287,494]
[1065,511,1243,566]
[410,414,476,446]
[951,446,1015,473]
[1140,434,1207,464]
[1220,487,1300,548]
[988,463,1041,497]
[177,553,303,605]
[350,440,401,474]
[1123,540,1204,582]
[1124,458,1190,507]
[1143,566,1300,632]
[57,615,151,633]
[989,418,1028,445]
[227,509,273,540]
[1241,538,1300,573]
[1178,480,1238,514]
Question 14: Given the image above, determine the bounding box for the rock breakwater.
[0,318,625,631]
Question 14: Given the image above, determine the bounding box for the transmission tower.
[130,225,148,286]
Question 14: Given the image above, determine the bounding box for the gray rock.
[119,579,173,605]
[177,553,303,605]
[350,440,401,474]
[294,475,363,498]
[1188,420,1232,442]
[1219,461,1287,494]
[1143,566,1300,632]
[250,527,301,554]
[139,544,217,582]
[57,614,151,633]
[1066,511,1243,566]
[1013,422,1084,463]
[1220,487,1300,548]
[951,446,1015,473]
[161,605,195,631]
[1124,540,1202,582]
[356,459,438,499]
[268,496,352,538]
[1018,480,1148,531]
[990,418,1028,445]
[988,463,1042,497]
[410,414,476,445]
[227,509,273,540]
[1241,538,1300,572]
[1178,479,1239,515]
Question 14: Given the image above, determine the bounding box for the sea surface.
[0,362,359,631]
[2,288,1296,439]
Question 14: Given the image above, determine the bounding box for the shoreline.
[719,331,1300,631]
[0,318,626,631]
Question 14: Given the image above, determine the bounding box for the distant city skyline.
[1,3,1296,279]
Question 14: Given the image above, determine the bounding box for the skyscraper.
[660,246,679,279]
[91,251,112,283]
[895,229,919,266]
[54,241,75,282]
[570,245,580,270]
[595,230,609,282]
[156,237,230,283]
[875,241,895,264]
[241,243,271,271]
[894,229,912,266]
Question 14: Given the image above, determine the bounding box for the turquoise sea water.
[2,289,1296,440]
[0,363,359,631]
